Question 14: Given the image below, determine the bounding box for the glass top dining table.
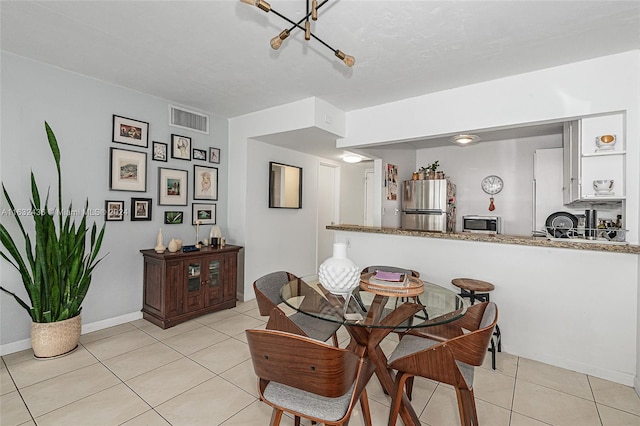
[279,273,468,425]
[280,273,468,330]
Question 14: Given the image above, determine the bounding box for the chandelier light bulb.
[312,0,318,20]
[335,50,355,67]
[270,30,290,50]
[256,0,271,12]
[305,21,311,41]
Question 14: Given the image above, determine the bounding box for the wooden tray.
[359,272,424,297]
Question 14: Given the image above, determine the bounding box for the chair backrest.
[246,329,361,398]
[389,302,498,387]
[253,271,297,316]
[361,265,420,278]
[439,301,498,367]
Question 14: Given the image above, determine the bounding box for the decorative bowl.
[593,179,614,193]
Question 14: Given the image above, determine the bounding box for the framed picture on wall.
[193,165,218,201]
[152,141,168,162]
[164,211,184,224]
[131,197,152,221]
[171,134,191,160]
[209,147,220,164]
[192,203,216,225]
[109,148,147,192]
[112,115,149,148]
[158,167,188,205]
[193,148,207,161]
[105,200,125,221]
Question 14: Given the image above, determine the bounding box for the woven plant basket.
[31,315,81,359]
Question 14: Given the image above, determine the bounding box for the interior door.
[318,163,337,268]
[364,168,374,226]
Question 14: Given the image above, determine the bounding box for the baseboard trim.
[0,311,143,356]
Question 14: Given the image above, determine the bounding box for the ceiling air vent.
[169,105,209,134]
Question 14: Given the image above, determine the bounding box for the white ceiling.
[2,1,639,159]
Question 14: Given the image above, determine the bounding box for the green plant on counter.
[427,161,440,172]
[0,122,107,323]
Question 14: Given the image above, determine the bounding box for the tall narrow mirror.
[269,161,302,209]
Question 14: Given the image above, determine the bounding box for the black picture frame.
[152,141,168,162]
[131,197,152,221]
[193,148,207,161]
[209,147,220,164]
[171,134,191,160]
[105,200,125,221]
[112,115,149,148]
[193,165,218,201]
[192,203,216,225]
[164,211,184,224]
[158,167,188,206]
[109,147,147,192]
[269,161,302,209]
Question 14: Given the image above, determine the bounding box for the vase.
[168,238,179,253]
[31,314,81,359]
[155,229,166,253]
[318,243,360,296]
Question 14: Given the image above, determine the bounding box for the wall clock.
[481,175,504,195]
[481,175,503,212]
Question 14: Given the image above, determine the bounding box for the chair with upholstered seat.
[387,302,498,426]
[246,329,374,426]
[253,271,340,346]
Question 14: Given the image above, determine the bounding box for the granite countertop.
[327,224,640,254]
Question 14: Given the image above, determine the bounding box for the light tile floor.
[2,299,639,426]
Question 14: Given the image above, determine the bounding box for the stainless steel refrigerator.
[401,179,456,232]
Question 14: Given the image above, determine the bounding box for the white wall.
[337,230,639,386]
[228,98,346,299]
[0,53,229,352]
[244,140,321,298]
[416,134,562,236]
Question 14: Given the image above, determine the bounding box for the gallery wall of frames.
[106,114,221,226]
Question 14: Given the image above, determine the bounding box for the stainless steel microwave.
[462,215,501,234]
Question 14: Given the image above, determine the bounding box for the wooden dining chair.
[246,329,374,426]
[386,302,498,426]
[253,271,340,346]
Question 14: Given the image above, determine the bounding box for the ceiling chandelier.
[240,0,355,67]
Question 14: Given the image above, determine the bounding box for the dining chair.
[386,301,498,426]
[246,329,374,426]
[253,271,340,346]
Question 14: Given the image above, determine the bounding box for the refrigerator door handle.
[404,209,444,215]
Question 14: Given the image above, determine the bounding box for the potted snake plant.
[0,122,106,358]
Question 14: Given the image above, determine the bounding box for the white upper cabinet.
[563,112,625,204]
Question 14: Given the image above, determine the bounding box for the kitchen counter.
[326,224,640,254]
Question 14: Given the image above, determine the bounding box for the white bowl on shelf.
[593,179,614,194]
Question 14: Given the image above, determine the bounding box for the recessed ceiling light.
[451,134,481,145]
[343,155,362,163]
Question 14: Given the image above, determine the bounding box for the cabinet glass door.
[187,263,201,292]
[208,260,220,288]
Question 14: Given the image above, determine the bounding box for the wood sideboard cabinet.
[140,245,242,329]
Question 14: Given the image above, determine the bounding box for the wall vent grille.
[169,105,209,134]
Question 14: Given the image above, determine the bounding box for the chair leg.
[294,416,301,426]
[388,372,411,426]
[332,332,340,347]
[405,376,414,400]
[359,389,372,426]
[270,408,284,426]
[455,387,479,426]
